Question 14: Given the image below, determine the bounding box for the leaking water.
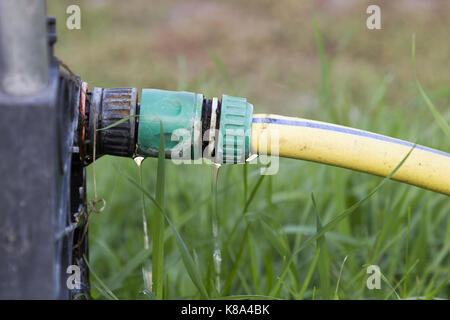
[211,162,222,293]
[134,156,149,250]
[135,155,223,294]
[134,156,152,292]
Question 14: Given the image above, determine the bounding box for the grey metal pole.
[0,0,49,96]
[0,0,60,299]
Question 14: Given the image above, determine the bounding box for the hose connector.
[82,87,138,163]
[215,94,253,164]
[137,89,203,159]
[136,89,253,164]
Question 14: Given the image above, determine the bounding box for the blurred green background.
[48,0,449,299]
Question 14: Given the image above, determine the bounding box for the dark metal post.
[0,0,64,299]
[0,0,49,96]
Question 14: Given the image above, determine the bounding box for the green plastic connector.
[215,94,253,164]
[137,89,203,158]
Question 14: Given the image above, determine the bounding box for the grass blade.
[109,248,152,290]
[425,273,450,300]
[96,115,139,131]
[83,254,118,300]
[248,232,260,294]
[411,35,450,140]
[415,80,450,140]
[270,145,415,294]
[222,226,250,296]
[296,145,415,254]
[115,165,209,299]
[334,256,348,300]
[311,193,331,299]
[298,249,321,300]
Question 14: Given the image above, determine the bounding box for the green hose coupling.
[137,89,203,158]
[215,95,253,164]
[136,89,253,164]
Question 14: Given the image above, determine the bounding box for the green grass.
[411,34,450,141]
[86,117,449,300]
[47,0,450,300]
[86,87,448,299]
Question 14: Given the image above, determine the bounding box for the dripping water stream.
[211,163,222,293]
[134,156,152,293]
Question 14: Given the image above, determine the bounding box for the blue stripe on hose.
[252,117,450,159]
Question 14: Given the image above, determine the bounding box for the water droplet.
[246,153,258,163]
[134,156,145,167]
[213,249,222,264]
[212,162,221,182]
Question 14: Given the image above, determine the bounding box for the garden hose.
[251,114,450,196]
[83,88,450,196]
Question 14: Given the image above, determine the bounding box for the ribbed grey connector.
[99,88,138,157]
[88,87,138,159]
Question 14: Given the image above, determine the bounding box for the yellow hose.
[251,113,450,196]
